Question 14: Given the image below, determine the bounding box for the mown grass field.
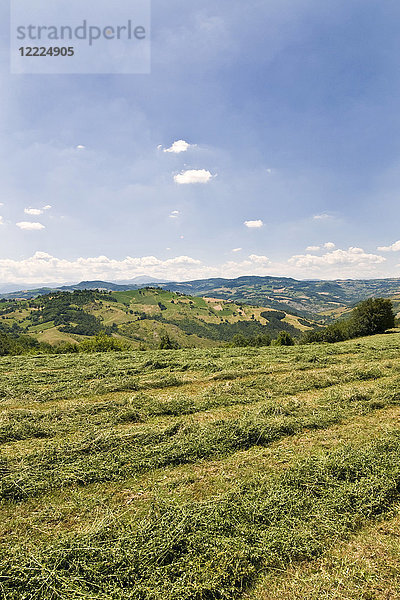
[2,333,400,598]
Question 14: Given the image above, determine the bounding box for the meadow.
[1,333,400,598]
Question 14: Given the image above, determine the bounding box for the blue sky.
[2,0,400,284]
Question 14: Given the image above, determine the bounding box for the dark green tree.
[159,333,180,350]
[275,331,295,346]
[348,298,395,337]
[231,333,249,347]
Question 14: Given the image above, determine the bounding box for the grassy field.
[2,333,400,598]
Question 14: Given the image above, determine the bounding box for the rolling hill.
[4,275,400,321]
[158,275,400,319]
[0,288,317,350]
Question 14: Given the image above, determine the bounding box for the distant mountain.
[157,275,400,319]
[2,274,400,320]
[0,276,165,297]
[113,276,168,285]
[0,282,69,294]
[2,280,140,299]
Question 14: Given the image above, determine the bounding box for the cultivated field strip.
[1,334,400,599]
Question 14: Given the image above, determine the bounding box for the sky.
[2,0,400,285]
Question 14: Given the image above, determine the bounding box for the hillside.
[2,333,400,598]
[159,275,400,319]
[0,288,316,350]
[5,275,400,320]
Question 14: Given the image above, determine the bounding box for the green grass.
[2,333,400,598]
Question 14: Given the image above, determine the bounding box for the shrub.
[79,333,126,353]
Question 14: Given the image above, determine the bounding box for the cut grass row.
[245,506,400,600]
[2,336,398,404]
[2,431,400,599]
[3,334,400,599]
[2,378,400,502]
[0,362,387,445]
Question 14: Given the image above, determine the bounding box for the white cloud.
[174,169,213,184]
[324,242,336,250]
[306,245,320,252]
[76,145,86,150]
[24,208,43,216]
[289,247,385,271]
[377,240,400,252]
[232,248,242,252]
[313,213,332,221]
[163,140,195,154]
[0,252,202,284]
[244,220,264,229]
[0,251,276,285]
[0,216,3,225]
[0,247,389,286]
[169,210,180,219]
[248,254,270,265]
[0,203,4,207]
[43,205,52,211]
[16,222,45,231]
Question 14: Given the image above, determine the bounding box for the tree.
[253,333,271,347]
[301,297,396,345]
[348,298,395,337]
[275,331,295,346]
[159,333,180,350]
[231,333,249,347]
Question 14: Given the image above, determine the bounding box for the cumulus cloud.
[377,240,400,252]
[169,210,180,219]
[76,145,86,150]
[289,247,385,271]
[248,254,270,265]
[324,242,336,250]
[24,208,43,216]
[0,252,275,285]
[43,205,52,211]
[174,169,213,184]
[163,140,195,154]
[0,252,204,284]
[306,245,320,252]
[232,248,242,252]
[244,220,264,229]
[0,247,389,286]
[16,222,45,231]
